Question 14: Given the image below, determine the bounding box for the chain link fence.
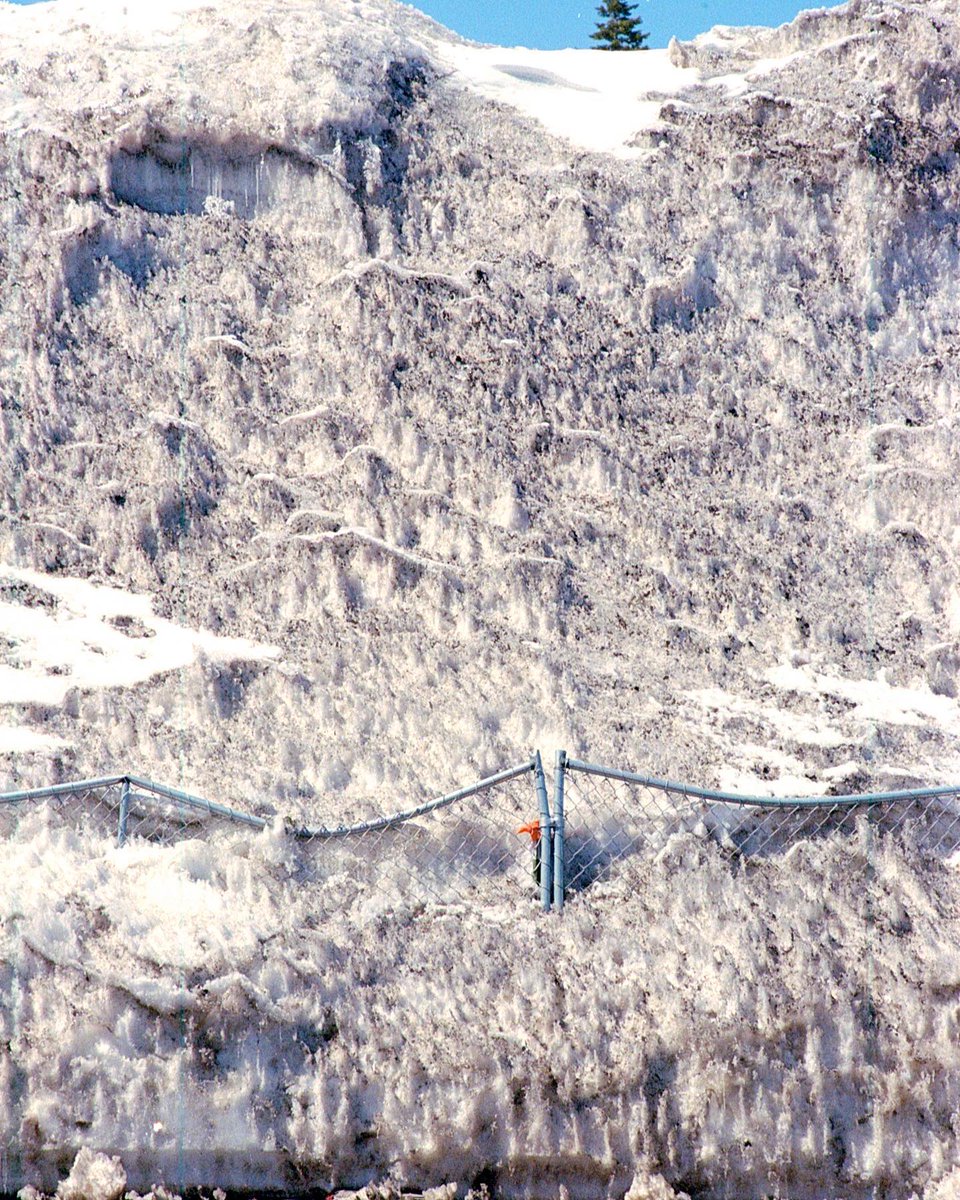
[3,753,960,911]
[0,759,547,908]
[553,754,960,906]
[0,774,268,846]
[290,758,544,907]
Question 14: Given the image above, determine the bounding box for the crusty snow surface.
[2,0,960,1195]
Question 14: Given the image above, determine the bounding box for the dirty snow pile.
[3,806,960,1200]
[2,0,960,1194]
[2,0,960,801]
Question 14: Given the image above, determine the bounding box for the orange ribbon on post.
[516,819,542,843]
[517,818,543,889]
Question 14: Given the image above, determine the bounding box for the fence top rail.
[125,775,269,829]
[0,773,269,830]
[564,758,960,809]
[0,775,129,805]
[294,757,537,840]
[0,759,536,839]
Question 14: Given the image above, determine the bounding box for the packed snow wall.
[3,804,960,1200]
[2,0,960,800]
[2,0,960,1194]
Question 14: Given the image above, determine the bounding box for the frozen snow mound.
[1,0,959,800]
[2,0,960,1192]
[54,1148,126,1200]
[2,802,960,1199]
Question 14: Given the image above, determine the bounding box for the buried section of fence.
[291,757,543,908]
[0,774,128,843]
[555,757,960,901]
[120,775,269,843]
[7,753,960,913]
[0,773,268,845]
[0,760,546,908]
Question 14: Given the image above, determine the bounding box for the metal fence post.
[553,750,566,911]
[117,778,131,847]
[534,751,552,912]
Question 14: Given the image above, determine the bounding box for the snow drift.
[3,808,960,1200]
[2,0,960,1194]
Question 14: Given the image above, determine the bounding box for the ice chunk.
[55,1150,126,1200]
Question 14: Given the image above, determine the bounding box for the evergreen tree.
[590,0,648,50]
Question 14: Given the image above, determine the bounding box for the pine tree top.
[590,0,649,50]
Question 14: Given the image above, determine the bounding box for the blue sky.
[4,0,827,49]
[410,1,823,49]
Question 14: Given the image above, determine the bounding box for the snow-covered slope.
[2,0,960,801]
[2,0,960,1194]
[4,809,960,1200]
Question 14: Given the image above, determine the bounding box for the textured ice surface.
[2,0,960,1194]
[2,0,960,801]
[2,812,960,1199]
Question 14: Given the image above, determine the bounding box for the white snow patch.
[688,685,850,750]
[0,725,68,754]
[432,28,828,158]
[2,0,216,42]
[766,662,960,736]
[433,43,705,158]
[0,565,279,708]
[56,1148,126,1200]
[717,750,829,798]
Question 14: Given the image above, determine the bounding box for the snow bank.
[431,45,702,159]
[2,0,959,798]
[1,0,960,1192]
[432,26,847,160]
[2,812,959,1198]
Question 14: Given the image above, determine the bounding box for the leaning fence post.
[117,778,131,847]
[534,751,552,912]
[553,750,566,911]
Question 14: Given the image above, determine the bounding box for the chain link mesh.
[0,777,265,846]
[12,760,954,910]
[293,765,543,907]
[559,763,960,895]
[0,763,546,908]
[123,789,250,844]
[0,780,124,842]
